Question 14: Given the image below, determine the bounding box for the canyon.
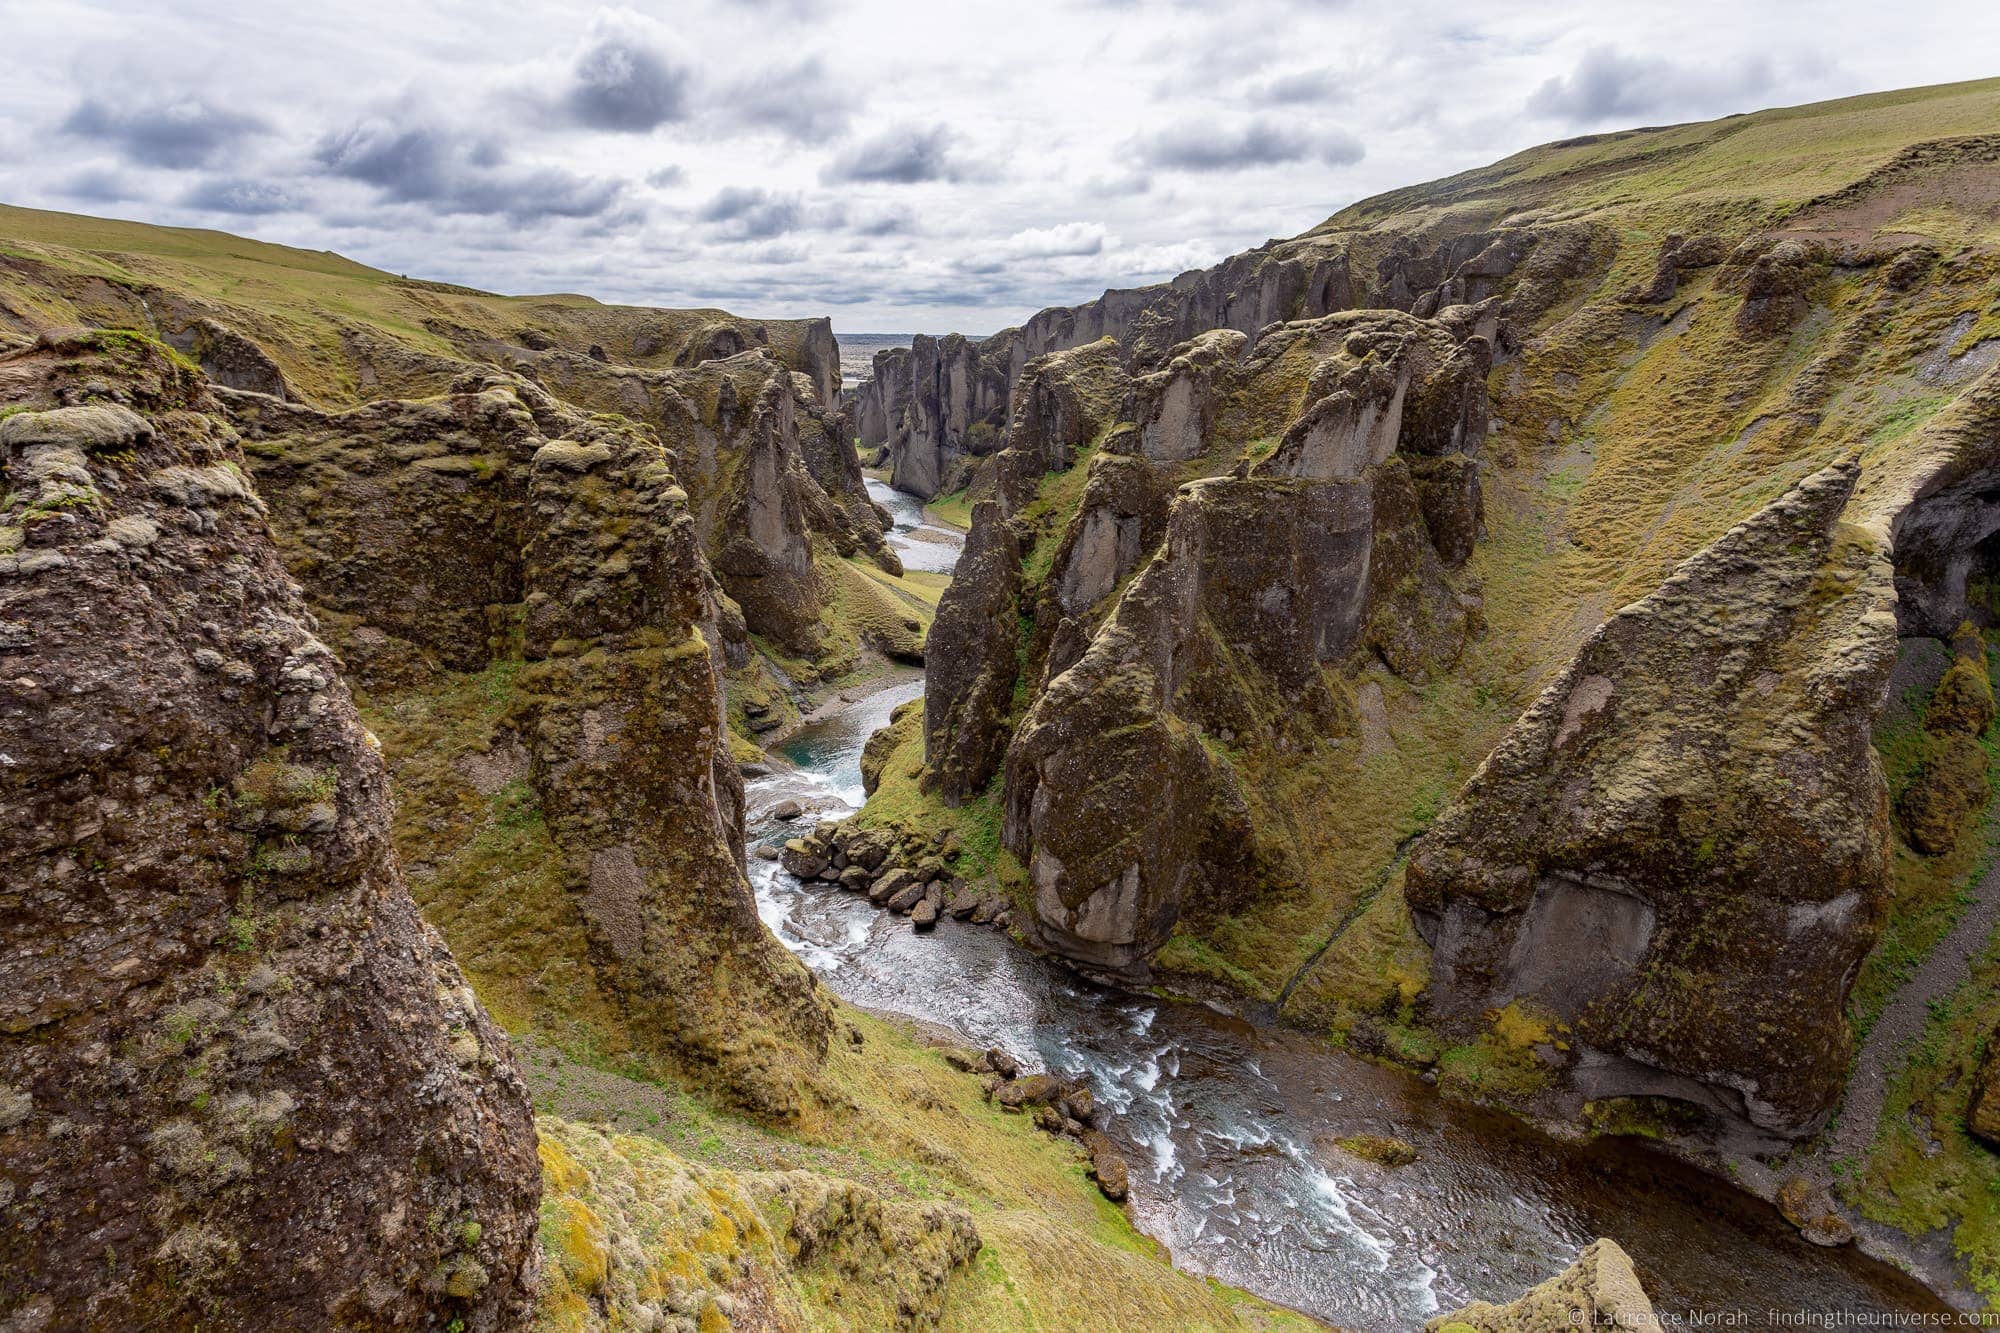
[4,73,2000,1332]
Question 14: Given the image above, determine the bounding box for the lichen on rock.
[0,336,542,1328]
[1406,460,1897,1137]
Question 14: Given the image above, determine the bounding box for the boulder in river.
[1082,1131,1130,1202]
[912,898,940,929]
[1334,1134,1418,1168]
[780,838,830,879]
[770,798,804,820]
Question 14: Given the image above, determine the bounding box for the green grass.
[0,201,833,407]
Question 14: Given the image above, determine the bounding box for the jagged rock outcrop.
[962,311,1491,975]
[1427,1239,1662,1333]
[879,333,1011,499]
[1406,461,1896,1137]
[923,500,1023,804]
[0,334,541,1328]
[227,372,834,1118]
[527,345,896,658]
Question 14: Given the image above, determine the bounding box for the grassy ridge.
[0,201,832,405]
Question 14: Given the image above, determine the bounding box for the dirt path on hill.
[1830,831,2000,1165]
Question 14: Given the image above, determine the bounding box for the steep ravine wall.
[884,84,2000,1240]
[225,373,837,1118]
[0,334,543,1328]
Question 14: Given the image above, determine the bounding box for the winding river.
[745,482,1941,1329]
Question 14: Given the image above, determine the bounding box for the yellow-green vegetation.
[926,488,975,530]
[1849,938,2000,1303]
[0,202,834,407]
[1845,629,2000,1300]
[853,706,1025,894]
[529,1008,1323,1332]
[1167,668,1513,1002]
[1854,636,2000,1035]
[361,659,636,1058]
[1435,1003,1564,1105]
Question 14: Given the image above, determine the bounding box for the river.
[744,483,1942,1329]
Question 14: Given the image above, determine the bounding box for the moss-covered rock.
[534,1117,980,1332]
[228,370,833,1120]
[1427,1239,1662,1333]
[1406,461,1897,1137]
[0,338,540,1327]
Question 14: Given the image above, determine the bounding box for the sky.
[0,2,1993,335]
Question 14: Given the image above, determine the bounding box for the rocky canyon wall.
[0,334,542,1328]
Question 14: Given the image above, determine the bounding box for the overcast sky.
[0,2,1993,334]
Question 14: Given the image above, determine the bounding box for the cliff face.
[853,332,1012,499]
[0,335,540,1328]
[227,375,834,1118]
[911,310,1491,975]
[484,344,896,663]
[1007,314,1490,974]
[1406,462,1897,1136]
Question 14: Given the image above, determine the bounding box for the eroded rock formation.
[1427,1239,1663,1333]
[0,335,541,1327]
[1406,461,1896,1137]
[914,310,1492,975]
[227,372,834,1117]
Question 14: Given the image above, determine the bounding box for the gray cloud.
[645,165,686,188]
[1250,68,1349,106]
[821,124,964,184]
[181,178,298,214]
[1137,119,1364,172]
[316,120,623,220]
[564,36,692,131]
[58,168,137,204]
[62,97,265,168]
[1526,46,1777,123]
[723,58,851,143]
[697,186,805,239]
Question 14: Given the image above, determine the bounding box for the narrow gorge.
[4,66,2000,1333]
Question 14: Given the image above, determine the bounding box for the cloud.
[58,168,137,204]
[1526,46,1777,124]
[315,118,624,220]
[181,178,299,214]
[852,209,915,236]
[62,97,266,168]
[821,124,965,184]
[1249,68,1349,106]
[563,32,692,131]
[645,165,686,188]
[722,58,851,143]
[996,222,1108,259]
[1136,118,1364,172]
[696,186,805,239]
